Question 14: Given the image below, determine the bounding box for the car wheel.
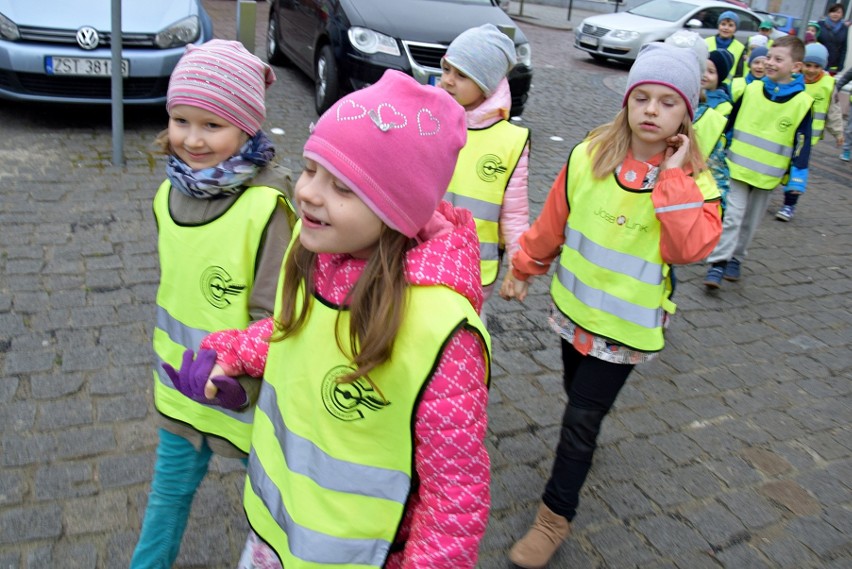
[315,45,340,115]
[266,12,289,66]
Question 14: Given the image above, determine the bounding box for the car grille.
[2,70,168,99]
[581,24,609,37]
[403,41,445,71]
[17,26,155,48]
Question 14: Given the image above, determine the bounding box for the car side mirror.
[686,19,703,28]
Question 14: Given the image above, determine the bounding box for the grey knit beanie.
[623,43,701,119]
[443,24,516,97]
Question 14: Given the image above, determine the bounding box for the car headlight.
[154,16,200,49]
[0,12,20,41]
[516,42,531,67]
[348,27,400,56]
[610,30,640,41]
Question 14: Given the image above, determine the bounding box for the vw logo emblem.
[76,27,100,50]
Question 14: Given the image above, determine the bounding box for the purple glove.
[162,349,248,411]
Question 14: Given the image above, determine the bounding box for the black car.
[266,0,533,116]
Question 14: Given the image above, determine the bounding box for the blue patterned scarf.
[166,131,275,199]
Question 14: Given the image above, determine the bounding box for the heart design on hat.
[368,103,408,132]
[416,109,441,136]
[336,99,368,122]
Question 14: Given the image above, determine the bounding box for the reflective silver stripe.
[257,383,410,501]
[444,192,501,222]
[248,451,391,566]
[154,360,254,423]
[564,227,663,286]
[813,112,826,120]
[156,305,209,351]
[655,201,703,214]
[812,128,824,138]
[732,129,793,157]
[556,264,663,329]
[480,242,500,262]
[727,150,789,178]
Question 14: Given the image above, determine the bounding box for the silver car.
[574,0,779,64]
[0,0,213,104]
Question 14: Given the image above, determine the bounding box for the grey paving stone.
[0,504,62,544]
[631,514,708,554]
[34,462,97,501]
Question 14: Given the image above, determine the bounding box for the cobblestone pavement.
[0,1,850,568]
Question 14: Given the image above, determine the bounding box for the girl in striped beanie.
[132,39,298,569]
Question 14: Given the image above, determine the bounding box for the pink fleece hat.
[167,39,275,135]
[303,70,467,237]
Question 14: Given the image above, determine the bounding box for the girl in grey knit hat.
[439,23,531,325]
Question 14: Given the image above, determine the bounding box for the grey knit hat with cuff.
[443,23,516,97]
[622,43,701,120]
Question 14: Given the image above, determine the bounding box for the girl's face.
[750,57,766,78]
[168,105,248,170]
[718,19,737,38]
[627,83,688,159]
[828,8,843,23]
[295,159,384,259]
[702,59,720,90]
[438,60,486,111]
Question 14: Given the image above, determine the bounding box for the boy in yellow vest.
[703,35,813,288]
[776,43,844,221]
[705,10,746,80]
[439,24,530,323]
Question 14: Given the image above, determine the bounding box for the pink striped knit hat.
[167,39,275,135]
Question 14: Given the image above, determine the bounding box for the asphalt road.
[0,1,850,568]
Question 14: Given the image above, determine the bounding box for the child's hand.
[500,271,530,302]
[661,133,689,171]
[837,134,844,147]
[203,364,249,410]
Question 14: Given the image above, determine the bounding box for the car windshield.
[628,0,697,22]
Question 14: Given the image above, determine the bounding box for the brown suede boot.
[508,502,572,569]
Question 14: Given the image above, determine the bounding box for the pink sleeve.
[401,329,490,569]
[653,168,722,264]
[199,317,274,378]
[500,142,531,260]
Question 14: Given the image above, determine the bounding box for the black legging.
[542,339,634,521]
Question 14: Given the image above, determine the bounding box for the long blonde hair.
[585,107,705,179]
[272,225,415,385]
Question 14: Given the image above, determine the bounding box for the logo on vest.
[476,154,507,182]
[593,207,648,232]
[200,266,246,309]
[776,116,794,132]
[321,365,391,421]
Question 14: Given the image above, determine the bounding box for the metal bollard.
[236,0,257,53]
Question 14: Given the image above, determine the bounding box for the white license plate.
[428,75,440,86]
[580,35,599,48]
[45,56,129,77]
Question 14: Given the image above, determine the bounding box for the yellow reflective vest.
[694,106,728,159]
[726,81,814,190]
[706,36,746,81]
[244,222,491,568]
[805,74,835,145]
[152,181,289,452]
[550,142,720,352]
[445,120,529,286]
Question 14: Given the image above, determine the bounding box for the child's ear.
[792,61,803,74]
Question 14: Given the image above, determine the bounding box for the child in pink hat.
[169,69,493,568]
[132,39,297,568]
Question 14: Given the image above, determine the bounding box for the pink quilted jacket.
[202,202,491,568]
